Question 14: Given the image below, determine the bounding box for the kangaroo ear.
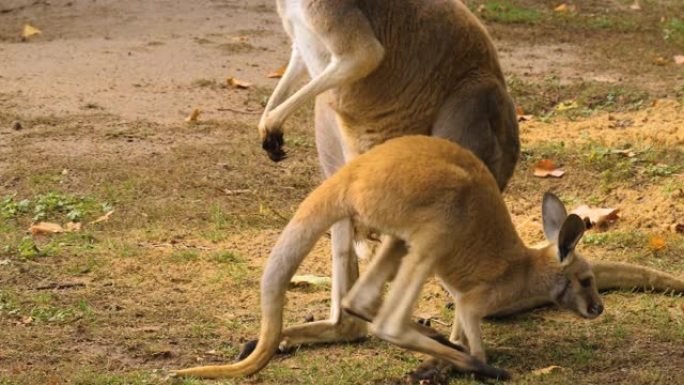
[557,214,586,263]
[542,192,568,242]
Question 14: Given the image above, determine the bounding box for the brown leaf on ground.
[572,205,619,229]
[515,106,533,122]
[22,24,42,39]
[267,65,286,78]
[184,108,201,123]
[532,365,564,376]
[554,4,576,13]
[64,222,82,232]
[648,235,667,252]
[226,77,253,89]
[652,56,668,66]
[610,149,637,158]
[90,210,115,224]
[533,159,565,178]
[674,55,684,65]
[29,222,65,235]
[629,1,641,11]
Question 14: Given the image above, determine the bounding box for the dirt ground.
[1,1,683,384]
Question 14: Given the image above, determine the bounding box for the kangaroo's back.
[332,0,506,144]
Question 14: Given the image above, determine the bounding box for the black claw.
[236,338,294,361]
[410,355,510,384]
[236,339,258,361]
[417,318,432,327]
[470,357,512,381]
[408,358,450,385]
[262,132,287,162]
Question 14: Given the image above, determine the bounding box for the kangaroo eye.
[579,278,592,287]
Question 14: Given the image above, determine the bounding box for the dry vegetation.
[1,0,683,384]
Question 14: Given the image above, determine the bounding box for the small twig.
[416,317,450,327]
[266,206,290,222]
[217,107,261,115]
[35,282,86,290]
[223,188,251,196]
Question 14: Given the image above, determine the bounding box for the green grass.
[508,76,651,119]
[71,370,156,385]
[478,1,542,24]
[663,17,684,44]
[0,191,111,223]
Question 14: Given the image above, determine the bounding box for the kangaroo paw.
[236,339,292,361]
[409,357,511,383]
[407,358,451,385]
[262,131,287,162]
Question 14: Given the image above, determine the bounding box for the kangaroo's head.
[542,192,604,319]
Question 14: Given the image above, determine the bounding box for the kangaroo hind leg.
[370,244,510,381]
[343,236,407,322]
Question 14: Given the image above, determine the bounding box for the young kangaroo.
[259,0,520,353]
[174,136,603,380]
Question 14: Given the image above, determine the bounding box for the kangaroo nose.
[589,303,604,316]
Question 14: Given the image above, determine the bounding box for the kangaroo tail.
[591,261,684,293]
[173,177,350,378]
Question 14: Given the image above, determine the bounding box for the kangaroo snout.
[587,302,604,318]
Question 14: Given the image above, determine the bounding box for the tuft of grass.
[209,250,243,264]
[663,17,684,44]
[169,249,201,263]
[0,195,31,219]
[72,370,155,385]
[508,76,650,120]
[478,1,542,24]
[583,231,647,249]
[1,191,111,223]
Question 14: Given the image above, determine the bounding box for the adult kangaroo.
[256,0,520,351]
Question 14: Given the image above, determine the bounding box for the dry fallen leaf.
[572,205,619,229]
[610,149,637,158]
[64,222,82,232]
[290,275,331,288]
[532,365,564,376]
[554,3,576,12]
[267,65,287,78]
[555,100,578,112]
[652,56,668,66]
[648,235,667,252]
[22,24,42,39]
[674,55,684,65]
[185,108,201,123]
[90,210,115,225]
[515,106,533,122]
[230,35,249,43]
[533,159,565,178]
[226,77,253,89]
[554,4,569,12]
[21,316,33,325]
[629,1,641,11]
[30,222,65,235]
